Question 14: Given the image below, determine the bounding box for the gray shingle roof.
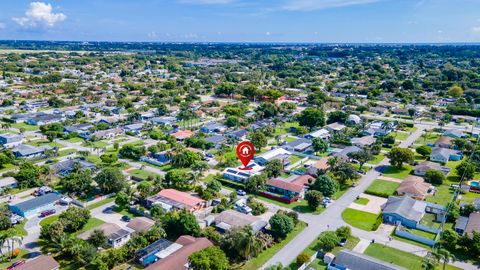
[331,250,406,270]
[10,193,61,213]
[383,196,426,223]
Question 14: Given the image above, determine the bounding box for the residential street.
[263,127,431,268]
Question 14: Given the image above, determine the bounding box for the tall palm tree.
[431,249,455,270]
[188,171,201,187]
[5,233,22,259]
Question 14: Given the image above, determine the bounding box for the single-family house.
[78,223,132,248]
[430,147,463,163]
[327,250,405,270]
[140,151,172,167]
[226,129,248,140]
[12,144,51,159]
[171,130,193,141]
[434,136,454,149]
[0,133,24,148]
[254,148,291,166]
[325,122,346,133]
[64,123,93,136]
[15,256,60,270]
[200,122,226,133]
[465,212,480,238]
[351,136,376,148]
[396,176,433,200]
[136,238,180,266]
[443,129,466,139]
[382,196,427,228]
[214,210,267,234]
[283,138,313,153]
[363,121,396,137]
[50,158,96,176]
[127,217,156,233]
[26,113,64,125]
[413,161,450,176]
[304,128,330,139]
[347,114,362,125]
[205,135,226,148]
[124,123,144,134]
[266,178,305,200]
[369,106,388,115]
[9,193,62,218]
[0,177,18,191]
[143,236,213,270]
[222,162,263,182]
[335,146,362,159]
[150,116,176,126]
[146,189,206,212]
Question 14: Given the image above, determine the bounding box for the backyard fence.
[395,225,437,247]
[72,193,115,208]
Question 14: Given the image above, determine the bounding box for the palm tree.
[239,227,263,260]
[188,171,201,187]
[5,233,22,259]
[431,249,455,270]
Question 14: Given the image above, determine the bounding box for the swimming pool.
[471,181,479,187]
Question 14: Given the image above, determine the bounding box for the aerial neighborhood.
[0,41,479,270]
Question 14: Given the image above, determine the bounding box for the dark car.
[40,209,56,217]
[339,238,348,247]
[121,215,131,222]
[7,260,26,270]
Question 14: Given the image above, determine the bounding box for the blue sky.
[1,0,480,42]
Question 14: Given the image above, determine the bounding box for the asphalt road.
[262,127,425,268]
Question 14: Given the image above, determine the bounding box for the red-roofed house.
[146,189,206,212]
[171,130,193,141]
[265,178,305,202]
[144,235,213,270]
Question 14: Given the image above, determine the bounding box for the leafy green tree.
[296,253,310,266]
[165,169,189,190]
[327,111,348,124]
[335,226,351,238]
[387,147,414,168]
[15,162,42,188]
[245,173,267,194]
[95,167,127,193]
[225,116,239,127]
[58,207,91,232]
[60,168,93,196]
[115,191,129,208]
[88,229,107,248]
[119,145,146,160]
[264,159,283,178]
[162,210,201,239]
[424,170,446,185]
[137,181,153,200]
[416,145,432,158]
[150,205,165,219]
[172,149,201,168]
[269,212,294,240]
[305,190,323,210]
[448,85,463,98]
[348,149,372,170]
[456,161,477,180]
[315,231,339,252]
[312,174,338,197]
[220,226,263,261]
[189,246,229,270]
[312,138,328,154]
[297,108,325,129]
[248,131,267,151]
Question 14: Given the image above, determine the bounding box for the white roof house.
[304,128,330,139]
[254,148,291,165]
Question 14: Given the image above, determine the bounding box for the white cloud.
[177,0,234,4]
[13,2,66,28]
[147,31,158,38]
[265,31,271,36]
[283,0,383,11]
[473,26,480,34]
[0,23,5,30]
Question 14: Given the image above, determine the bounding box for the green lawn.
[72,218,105,236]
[83,141,109,148]
[381,165,413,179]
[285,136,298,143]
[128,169,159,180]
[0,163,17,172]
[241,221,307,270]
[288,155,303,165]
[65,137,84,143]
[11,122,39,131]
[426,184,454,206]
[354,197,369,205]
[414,133,441,146]
[365,179,400,198]
[86,196,116,210]
[369,153,385,165]
[394,132,410,141]
[39,215,59,227]
[365,243,461,270]
[11,222,28,236]
[85,154,102,165]
[342,208,380,231]
[256,196,324,215]
[58,148,77,157]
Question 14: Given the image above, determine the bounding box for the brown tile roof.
[396,176,431,199]
[267,178,304,193]
[157,189,205,208]
[435,136,454,146]
[144,236,213,270]
[15,256,59,270]
[466,212,480,237]
[313,157,330,170]
[291,175,315,187]
[127,217,156,232]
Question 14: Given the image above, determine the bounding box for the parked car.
[339,238,347,247]
[7,260,26,269]
[121,215,131,222]
[236,189,247,196]
[40,209,56,217]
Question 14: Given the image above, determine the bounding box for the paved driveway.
[348,193,387,214]
[90,201,129,228]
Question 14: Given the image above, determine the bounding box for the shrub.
[335,226,351,238]
[372,214,383,231]
[296,252,310,266]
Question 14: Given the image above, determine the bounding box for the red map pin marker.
[236,141,255,170]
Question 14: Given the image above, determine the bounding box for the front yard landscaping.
[128,169,159,180]
[381,165,413,179]
[341,208,381,231]
[365,179,400,198]
[354,197,369,205]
